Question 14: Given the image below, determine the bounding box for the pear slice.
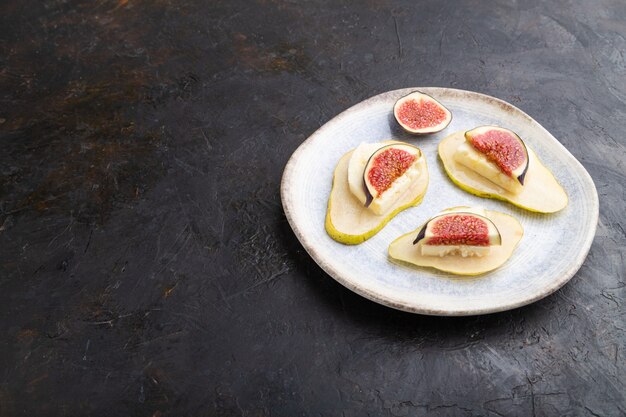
[439,131,568,213]
[325,143,429,245]
[388,207,523,276]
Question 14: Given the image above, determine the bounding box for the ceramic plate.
[281,88,598,316]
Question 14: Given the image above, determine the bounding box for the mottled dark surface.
[0,0,624,415]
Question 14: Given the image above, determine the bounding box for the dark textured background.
[1,0,624,415]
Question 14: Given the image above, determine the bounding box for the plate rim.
[280,87,599,316]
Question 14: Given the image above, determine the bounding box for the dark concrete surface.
[0,0,624,415]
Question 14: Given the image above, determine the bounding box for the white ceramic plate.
[281,88,598,316]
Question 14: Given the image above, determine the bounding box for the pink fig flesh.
[363,144,419,207]
[393,91,452,134]
[396,99,448,131]
[465,127,529,184]
[413,212,501,246]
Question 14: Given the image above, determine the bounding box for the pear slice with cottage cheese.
[439,130,568,213]
[326,141,429,245]
[414,207,502,258]
[388,207,523,276]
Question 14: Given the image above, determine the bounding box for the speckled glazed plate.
[281,88,598,316]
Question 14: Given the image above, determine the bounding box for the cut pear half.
[325,143,429,245]
[389,207,523,276]
[439,131,568,213]
[393,91,452,135]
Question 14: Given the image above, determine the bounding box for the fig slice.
[439,131,568,213]
[412,210,502,250]
[325,142,429,245]
[464,126,529,187]
[393,91,452,135]
[388,207,523,276]
[363,143,422,215]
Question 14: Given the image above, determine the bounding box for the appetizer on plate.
[438,126,568,213]
[388,206,523,275]
[326,141,429,244]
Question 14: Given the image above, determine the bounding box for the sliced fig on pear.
[325,142,429,245]
[411,208,502,259]
[465,126,529,186]
[362,143,422,216]
[388,207,523,276]
[439,130,568,213]
[393,91,452,135]
[412,211,502,251]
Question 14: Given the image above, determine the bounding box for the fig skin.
[393,91,453,135]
